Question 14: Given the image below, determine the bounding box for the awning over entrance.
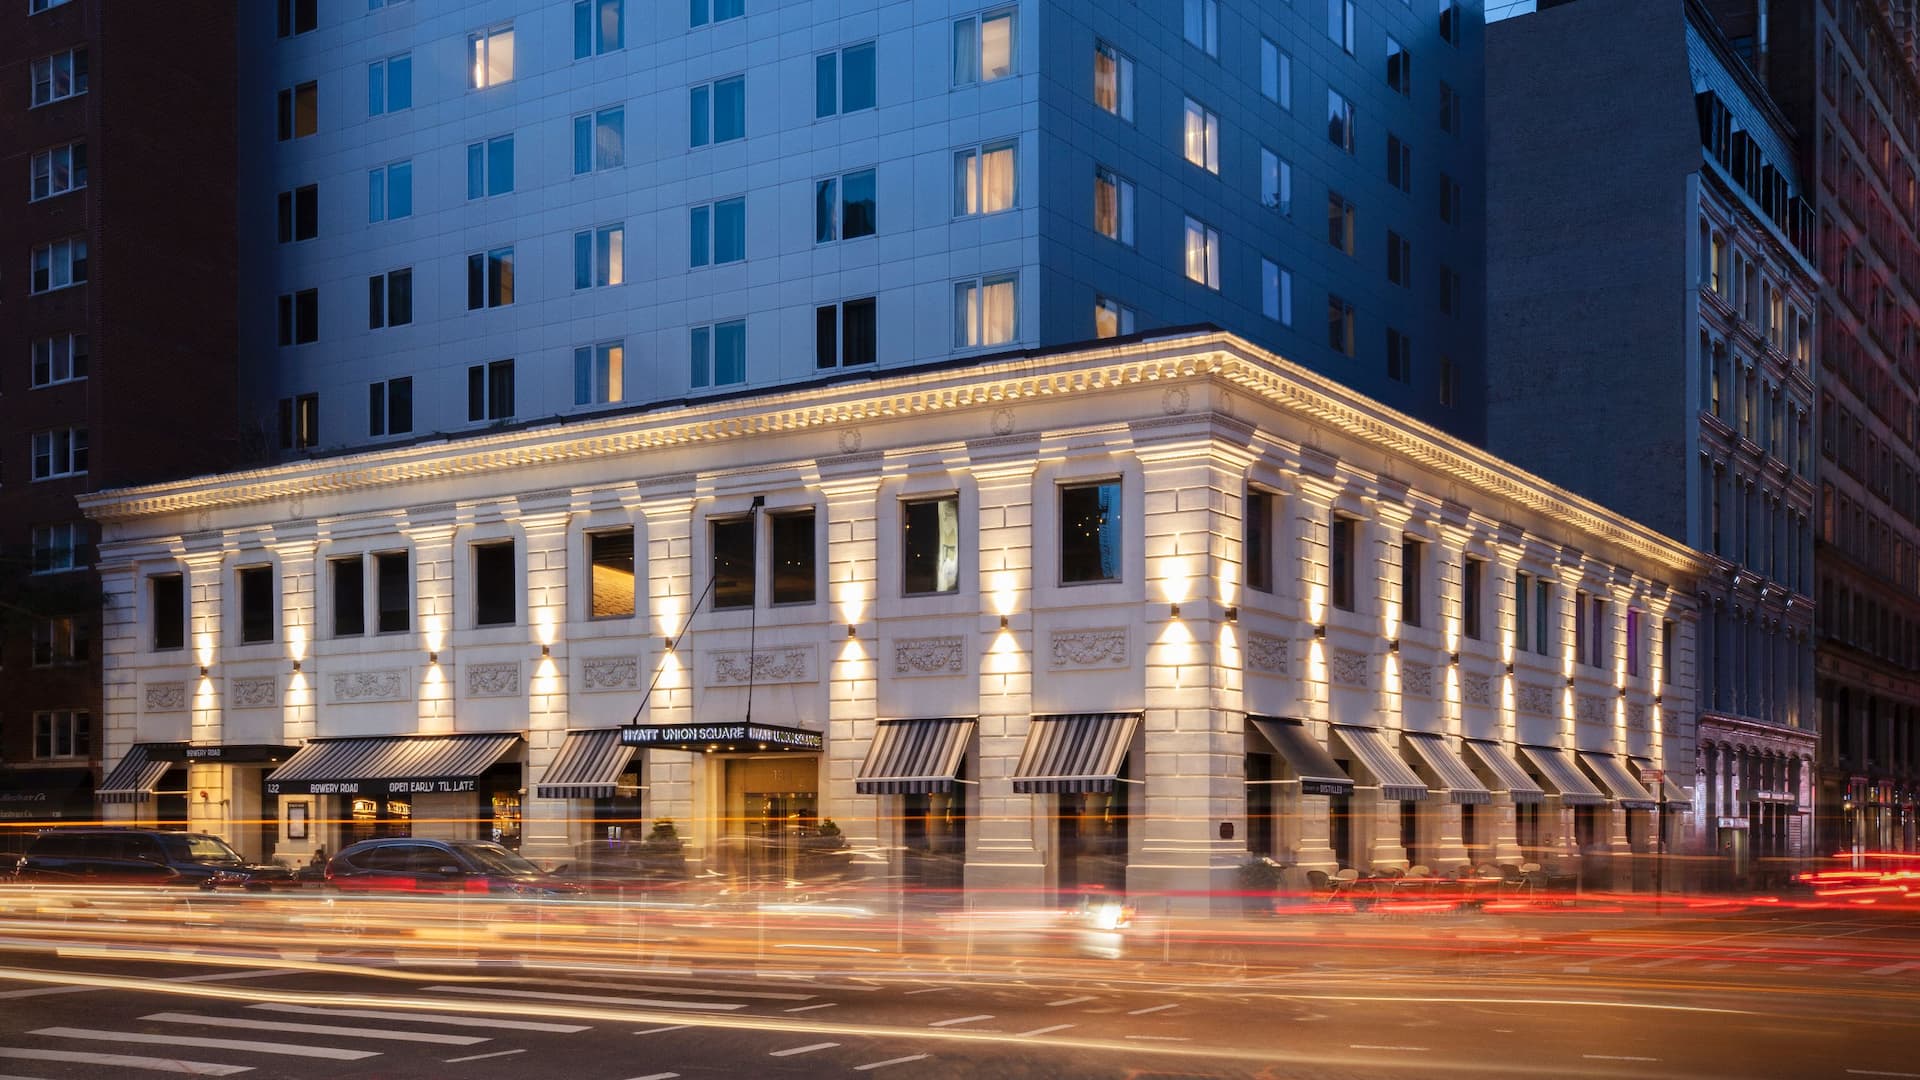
[98,743,187,804]
[1465,740,1546,804]
[1581,752,1657,810]
[1518,745,1609,806]
[1248,717,1354,796]
[535,729,638,800]
[618,721,823,753]
[264,733,521,797]
[857,717,975,795]
[0,767,94,822]
[1011,713,1141,794]
[1331,725,1428,801]
[1403,732,1491,805]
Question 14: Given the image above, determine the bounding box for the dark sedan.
[325,837,581,897]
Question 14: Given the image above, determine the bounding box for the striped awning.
[1518,745,1609,806]
[1404,732,1491,805]
[1581,752,1658,810]
[264,733,521,796]
[1248,717,1354,796]
[1465,739,1546,804]
[97,743,186,804]
[1011,713,1141,794]
[1628,757,1695,811]
[535,729,639,800]
[857,718,975,795]
[1331,725,1428,801]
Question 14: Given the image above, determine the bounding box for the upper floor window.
[329,552,411,636]
[1245,489,1275,594]
[469,24,515,88]
[817,170,877,240]
[691,320,746,388]
[1387,230,1411,286]
[1327,192,1355,254]
[30,142,86,201]
[1463,557,1485,639]
[31,237,87,294]
[1439,355,1457,407]
[690,76,745,146]
[1184,216,1220,290]
[1440,265,1462,315]
[31,617,89,667]
[574,0,623,57]
[588,529,636,619]
[151,573,185,651]
[1626,607,1643,677]
[690,0,744,28]
[467,135,515,199]
[1388,132,1411,192]
[954,144,1015,216]
[770,511,818,606]
[1386,326,1411,383]
[1515,570,1551,656]
[574,341,625,405]
[468,359,515,421]
[1061,481,1122,584]
[1328,0,1355,53]
[369,53,412,114]
[30,48,86,107]
[31,332,87,387]
[238,565,276,644]
[1184,0,1219,57]
[1387,37,1410,95]
[1261,39,1293,109]
[1183,98,1220,173]
[1094,40,1134,120]
[817,42,876,117]
[1330,515,1356,611]
[1327,89,1355,153]
[574,107,626,173]
[712,517,755,609]
[473,541,517,627]
[32,427,87,480]
[692,197,747,265]
[1439,81,1461,134]
[277,288,319,345]
[277,81,317,140]
[1439,172,1461,224]
[955,274,1016,348]
[278,184,318,243]
[33,711,89,761]
[1328,294,1355,356]
[467,247,515,308]
[953,9,1014,85]
[1261,147,1293,214]
[1094,165,1135,245]
[368,268,412,329]
[816,298,877,368]
[1262,259,1292,325]
[29,0,72,12]
[368,376,413,436]
[1095,297,1135,338]
[903,495,961,596]
[1439,0,1459,45]
[368,160,412,221]
[575,224,625,288]
[31,523,83,574]
[277,0,316,37]
[278,394,319,450]
[1400,538,1425,628]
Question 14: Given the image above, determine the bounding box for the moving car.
[11,828,294,890]
[325,837,581,897]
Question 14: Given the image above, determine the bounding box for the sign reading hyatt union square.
[620,722,824,753]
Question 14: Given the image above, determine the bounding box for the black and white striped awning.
[1629,757,1694,811]
[1331,725,1429,801]
[857,718,975,795]
[97,743,186,804]
[1248,717,1355,796]
[1011,713,1141,794]
[1403,732,1491,805]
[264,733,521,796]
[535,729,639,800]
[1464,740,1546,804]
[1518,745,1609,806]
[1581,752,1658,810]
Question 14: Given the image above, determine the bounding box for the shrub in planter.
[1235,857,1288,914]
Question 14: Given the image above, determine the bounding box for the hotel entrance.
[719,756,820,883]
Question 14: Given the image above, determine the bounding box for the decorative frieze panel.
[710,646,817,686]
[1462,673,1492,707]
[1576,693,1609,725]
[329,669,411,704]
[1244,632,1289,675]
[580,656,639,692]
[1400,661,1435,698]
[1627,702,1649,731]
[1330,649,1370,688]
[1048,629,1128,670]
[1517,682,1556,716]
[143,683,187,713]
[466,662,522,699]
[230,677,278,709]
[894,636,965,678]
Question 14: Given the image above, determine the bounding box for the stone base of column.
[964,854,1046,908]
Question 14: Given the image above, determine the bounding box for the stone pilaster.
[966,452,1042,899]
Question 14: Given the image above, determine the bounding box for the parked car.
[556,839,689,894]
[11,828,295,890]
[325,837,582,898]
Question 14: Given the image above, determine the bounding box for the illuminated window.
[1183,98,1219,172]
[1094,40,1133,119]
[469,24,515,88]
[954,145,1015,216]
[953,9,1015,85]
[277,81,317,140]
[574,224,625,288]
[955,275,1017,348]
[1095,165,1135,245]
[903,496,961,595]
[588,529,636,619]
[1095,296,1134,339]
[1184,216,1220,290]
[574,341,624,405]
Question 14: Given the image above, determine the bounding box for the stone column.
[818,468,882,865]
[519,509,573,862]
[638,495,698,861]
[1291,476,1342,871]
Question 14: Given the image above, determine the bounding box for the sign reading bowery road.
[620,722,824,752]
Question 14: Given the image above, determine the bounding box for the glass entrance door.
[721,756,820,883]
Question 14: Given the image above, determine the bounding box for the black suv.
[10,828,294,890]
[326,837,580,897]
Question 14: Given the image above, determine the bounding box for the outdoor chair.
[1305,869,1332,897]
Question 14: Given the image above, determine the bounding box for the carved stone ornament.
[839,428,863,454]
[230,676,279,709]
[143,683,187,713]
[1627,702,1650,730]
[1517,682,1556,716]
[1162,386,1191,415]
[1244,632,1290,675]
[465,662,522,699]
[710,646,817,686]
[1400,661,1435,698]
[1048,629,1129,670]
[1577,694,1609,725]
[330,669,410,703]
[991,408,1015,435]
[1330,648,1370,688]
[1463,672,1493,706]
[581,655,639,692]
[894,636,965,677]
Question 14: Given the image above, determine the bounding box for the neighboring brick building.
[0,0,239,840]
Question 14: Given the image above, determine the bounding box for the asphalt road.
[0,900,1915,1079]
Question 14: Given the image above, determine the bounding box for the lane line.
[1350,1045,1430,1052]
[31,1027,377,1061]
[445,1049,526,1064]
[625,1074,680,1080]
[783,1003,837,1013]
[424,986,745,1011]
[855,1054,931,1071]
[1127,1003,1178,1016]
[248,1004,589,1033]
[928,1015,993,1027]
[1846,1071,1920,1078]
[141,1012,486,1045]
[903,987,948,995]
[1046,995,1095,1007]
[1125,1036,1192,1042]
[1017,1024,1075,1038]
[0,1047,253,1075]
[632,1026,692,1036]
[1583,1055,1660,1062]
[570,982,813,1001]
[0,966,298,1001]
[769,1042,839,1057]
[1865,963,1920,976]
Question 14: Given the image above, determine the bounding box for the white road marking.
[624,1074,681,1080]
[784,1003,837,1013]
[576,982,812,1001]
[855,1054,931,1071]
[1125,1036,1192,1042]
[1046,995,1095,1007]
[1583,1055,1660,1062]
[1127,1003,1178,1016]
[141,1012,485,1045]
[1351,1045,1430,1052]
[1016,1024,1075,1038]
[0,1047,252,1075]
[425,986,745,1011]
[903,986,948,995]
[1864,962,1920,976]
[769,1042,839,1057]
[632,1026,692,1036]
[1847,1070,1920,1078]
[928,1015,993,1027]
[31,1027,377,1061]
[248,1004,589,1033]
[445,1049,526,1064]
[0,967,298,1000]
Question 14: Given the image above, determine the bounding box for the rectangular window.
[29,237,87,294]
[954,274,1017,348]
[466,247,515,308]
[1328,0,1357,51]
[1094,297,1135,340]
[1626,608,1642,677]
[1094,165,1135,245]
[1262,259,1292,325]
[277,81,317,140]
[278,184,318,243]
[1184,216,1221,289]
[1184,0,1219,55]
[1533,577,1551,656]
[1260,39,1292,109]
[953,9,1015,85]
[239,565,275,644]
[1183,98,1220,173]
[151,573,185,651]
[1440,265,1461,315]
[1515,570,1533,653]
[1439,81,1461,134]
[277,0,316,37]
[473,542,517,626]
[1439,172,1461,224]
[690,75,745,146]
[468,359,515,421]
[692,197,747,264]
[1328,295,1355,356]
[1327,192,1354,254]
[375,552,410,634]
[31,333,88,387]
[1463,557,1484,640]
[815,298,877,368]
[1246,489,1274,594]
[574,0,623,57]
[816,169,878,240]
[1327,89,1355,153]
[816,42,876,117]
[690,0,744,27]
[367,377,413,437]
[1094,40,1134,120]
[368,160,412,221]
[770,511,817,605]
[279,394,319,450]
[903,495,961,595]
[1387,231,1411,286]
[1439,0,1459,44]
[466,135,515,199]
[711,517,755,609]
[574,223,625,288]
[1386,327,1411,383]
[1661,618,1675,682]
[277,289,319,346]
[368,53,412,115]
[1588,595,1607,668]
[29,142,86,201]
[1387,133,1411,192]
[1386,36,1410,94]
[1401,538,1424,628]
[690,320,747,388]
[29,523,80,574]
[368,268,412,329]
[1330,515,1355,612]
[1439,355,1456,407]
[589,529,636,619]
[30,48,87,108]
[30,616,88,666]
[954,145,1015,216]
[31,428,88,480]
[574,107,625,173]
[573,341,625,405]
[330,556,365,637]
[1061,481,1122,584]
[469,24,515,88]
[32,711,89,761]
[1260,147,1292,214]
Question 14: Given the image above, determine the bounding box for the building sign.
[620,721,824,753]
[170,744,298,764]
[1717,817,1750,829]
[265,777,482,796]
[1300,780,1351,796]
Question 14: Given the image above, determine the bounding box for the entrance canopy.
[98,743,186,804]
[857,717,975,795]
[1581,752,1657,810]
[1465,739,1546,803]
[264,733,521,797]
[1331,725,1428,801]
[535,729,639,800]
[1248,717,1354,796]
[1518,745,1609,806]
[1011,713,1141,794]
[1403,732,1491,805]
[618,721,823,753]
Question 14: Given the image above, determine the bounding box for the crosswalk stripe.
[247,1004,589,1033]
[141,1012,486,1046]
[0,1047,252,1075]
[769,1042,839,1057]
[855,1054,930,1071]
[30,1027,378,1062]
[571,982,812,1001]
[424,986,745,1012]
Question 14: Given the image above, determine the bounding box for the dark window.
[711,518,755,609]
[331,556,365,637]
[1328,294,1355,355]
[369,377,412,437]
[376,552,409,633]
[1463,557,1483,640]
[1387,326,1411,383]
[816,306,837,370]
[770,511,817,605]
[1400,538,1423,628]
[277,185,318,242]
[277,0,316,37]
[277,81,317,140]
[1533,578,1552,655]
[278,289,319,345]
[369,268,412,328]
[816,298,878,367]
[1575,590,1588,665]
[474,542,516,627]
[589,529,636,618]
[1246,489,1274,594]
[1662,618,1675,681]
[467,247,515,308]
[468,360,515,422]
[1386,133,1410,192]
[1330,515,1355,612]
[1588,595,1606,668]
[238,565,275,644]
[151,574,185,651]
[902,495,960,595]
[1387,231,1410,286]
[1061,481,1121,584]
[1516,571,1533,653]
